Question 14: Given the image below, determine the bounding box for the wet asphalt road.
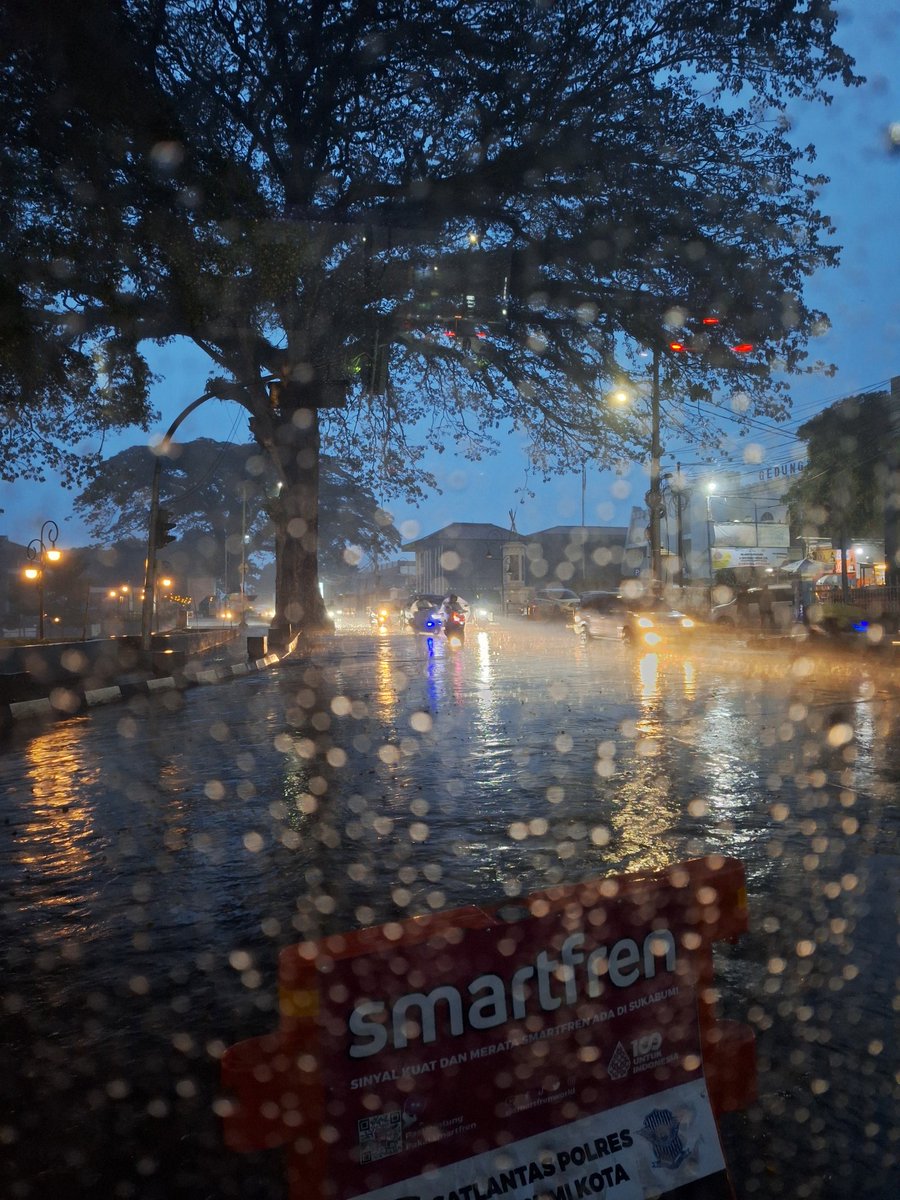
[1,621,898,1199]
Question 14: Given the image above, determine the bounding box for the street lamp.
[156,577,173,633]
[25,519,62,641]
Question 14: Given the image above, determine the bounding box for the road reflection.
[9,720,102,932]
[1,622,896,1200]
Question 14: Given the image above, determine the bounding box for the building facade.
[624,459,807,585]
[403,522,628,609]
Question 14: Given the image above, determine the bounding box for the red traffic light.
[669,340,688,353]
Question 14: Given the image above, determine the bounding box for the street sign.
[221,858,755,1200]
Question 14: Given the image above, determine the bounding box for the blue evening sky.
[3,1,899,551]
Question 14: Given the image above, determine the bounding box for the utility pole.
[675,463,686,589]
[141,391,213,650]
[648,348,663,591]
[240,483,248,621]
[887,376,900,587]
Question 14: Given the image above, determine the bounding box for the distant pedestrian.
[758,583,775,631]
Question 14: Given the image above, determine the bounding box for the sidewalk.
[1,626,300,734]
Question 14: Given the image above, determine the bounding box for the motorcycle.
[441,603,467,644]
[369,605,392,630]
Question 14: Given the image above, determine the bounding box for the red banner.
[317,896,731,1200]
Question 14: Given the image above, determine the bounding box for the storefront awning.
[780,558,822,576]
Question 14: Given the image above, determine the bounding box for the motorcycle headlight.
[637,616,654,629]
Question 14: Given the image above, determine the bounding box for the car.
[710,583,796,631]
[524,587,581,621]
[574,591,700,646]
[470,589,502,623]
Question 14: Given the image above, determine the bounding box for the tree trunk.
[268,405,332,646]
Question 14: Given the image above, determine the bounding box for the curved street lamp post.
[25,519,62,641]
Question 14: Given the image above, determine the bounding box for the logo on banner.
[607,1041,632,1080]
[638,1106,694,1170]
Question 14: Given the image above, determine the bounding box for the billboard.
[712,524,789,549]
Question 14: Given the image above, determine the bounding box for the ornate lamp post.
[24,519,62,641]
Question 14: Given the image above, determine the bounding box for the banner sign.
[711,546,786,569]
[316,895,732,1200]
[221,859,754,1200]
[712,523,789,549]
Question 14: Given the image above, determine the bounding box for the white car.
[525,587,581,621]
[574,591,700,646]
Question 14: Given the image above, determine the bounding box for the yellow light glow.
[24,567,39,580]
[46,548,62,562]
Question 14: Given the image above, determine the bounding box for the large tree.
[0,1,859,638]
[785,389,895,597]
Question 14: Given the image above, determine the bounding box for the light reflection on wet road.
[1,623,897,1198]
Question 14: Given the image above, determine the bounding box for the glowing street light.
[155,577,174,633]
[24,519,62,641]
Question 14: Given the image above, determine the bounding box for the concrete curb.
[1,634,301,733]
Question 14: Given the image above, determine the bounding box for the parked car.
[574,591,700,647]
[710,583,796,631]
[524,587,581,621]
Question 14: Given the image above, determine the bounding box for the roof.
[528,525,628,540]
[403,522,513,550]
[781,558,824,575]
[403,521,627,550]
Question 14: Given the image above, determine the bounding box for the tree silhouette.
[785,389,894,597]
[1,1,860,636]
[73,439,400,592]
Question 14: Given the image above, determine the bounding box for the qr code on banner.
[358,1111,403,1163]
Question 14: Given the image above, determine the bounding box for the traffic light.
[666,315,755,365]
[154,508,177,547]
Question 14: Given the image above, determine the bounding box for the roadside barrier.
[220,855,755,1200]
[1,632,299,733]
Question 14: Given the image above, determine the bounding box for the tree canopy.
[72,438,401,590]
[0,0,860,633]
[785,389,894,550]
